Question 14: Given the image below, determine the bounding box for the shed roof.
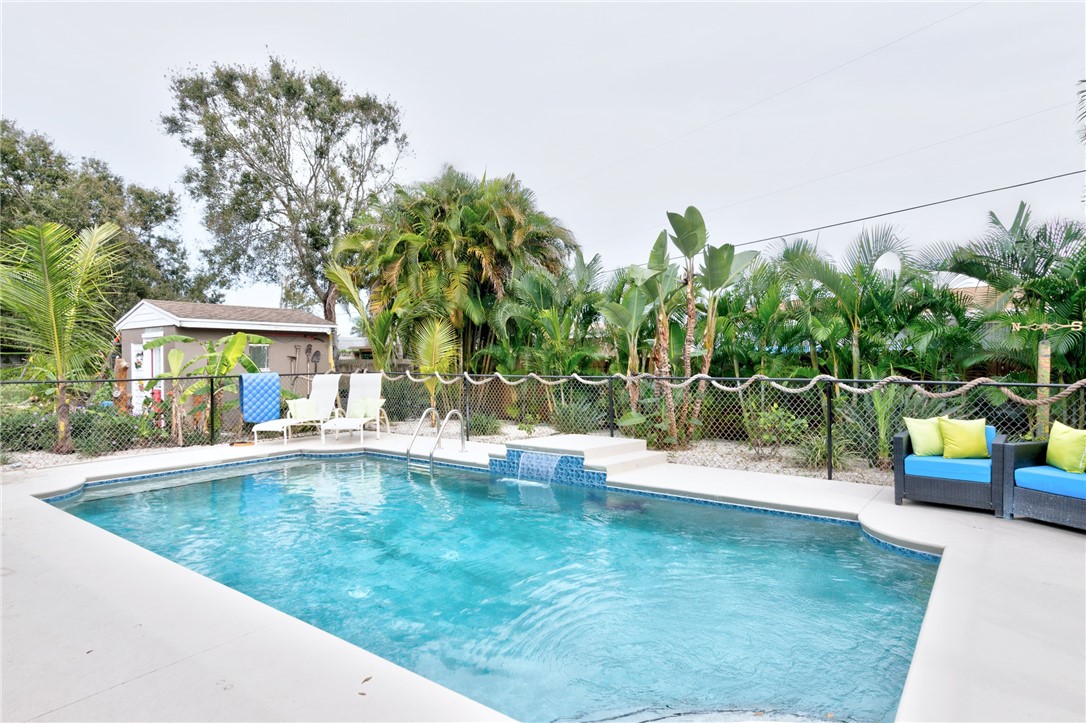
[116,299,336,334]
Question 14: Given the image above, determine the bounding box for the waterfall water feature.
[516,451,562,484]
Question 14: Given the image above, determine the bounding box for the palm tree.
[341,166,578,370]
[922,202,1085,380]
[786,225,910,380]
[489,251,604,379]
[412,318,459,426]
[0,222,123,452]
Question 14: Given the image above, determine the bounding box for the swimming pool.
[61,455,936,722]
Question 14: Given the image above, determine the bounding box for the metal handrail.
[429,409,466,474]
[405,407,439,466]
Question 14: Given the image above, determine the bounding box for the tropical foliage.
[1,120,221,314]
[328,165,578,372]
[0,223,125,452]
[326,190,1082,448]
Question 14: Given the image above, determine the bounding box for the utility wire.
[598,169,1085,275]
[543,1,983,195]
[733,169,1085,247]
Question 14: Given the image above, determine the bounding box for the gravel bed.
[3,425,891,487]
[665,438,893,486]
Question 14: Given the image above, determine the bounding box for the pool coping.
[3,435,1084,722]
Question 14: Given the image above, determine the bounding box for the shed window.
[248,344,270,371]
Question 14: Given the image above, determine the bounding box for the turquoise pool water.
[62,456,936,722]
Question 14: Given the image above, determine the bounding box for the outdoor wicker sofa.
[893,426,1006,516]
[1000,440,1086,531]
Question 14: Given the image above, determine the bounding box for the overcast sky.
[3,1,1083,327]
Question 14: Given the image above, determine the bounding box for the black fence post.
[607,377,616,437]
[463,373,470,442]
[823,379,834,480]
[209,376,217,446]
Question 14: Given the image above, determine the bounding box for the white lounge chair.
[253,374,342,444]
[321,372,388,443]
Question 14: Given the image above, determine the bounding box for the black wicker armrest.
[999,440,1048,519]
[990,434,1007,517]
[893,431,912,504]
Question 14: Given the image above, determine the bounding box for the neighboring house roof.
[116,299,336,335]
[951,283,1007,310]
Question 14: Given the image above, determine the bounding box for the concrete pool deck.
[2,434,1084,722]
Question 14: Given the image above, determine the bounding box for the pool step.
[584,450,668,475]
[503,435,647,462]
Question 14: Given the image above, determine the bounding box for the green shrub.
[552,398,604,434]
[71,407,144,456]
[0,408,58,451]
[694,393,747,441]
[796,432,854,470]
[468,412,502,436]
[746,403,808,457]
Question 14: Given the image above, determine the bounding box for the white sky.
[2,1,1084,331]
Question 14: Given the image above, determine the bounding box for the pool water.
[62,457,936,722]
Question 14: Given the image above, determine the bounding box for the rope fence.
[2,372,1082,485]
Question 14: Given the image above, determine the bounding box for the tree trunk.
[679,267,696,436]
[653,310,679,444]
[809,339,819,373]
[627,344,640,412]
[322,284,339,371]
[851,326,861,380]
[54,382,74,454]
[690,313,716,433]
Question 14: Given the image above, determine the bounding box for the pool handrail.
[430,410,467,474]
[405,408,439,466]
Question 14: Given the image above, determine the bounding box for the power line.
[733,169,1085,247]
[598,169,1085,275]
[543,1,984,195]
[594,102,1071,247]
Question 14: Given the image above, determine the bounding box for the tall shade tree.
[162,56,408,321]
[786,225,910,380]
[0,223,123,452]
[1,119,220,314]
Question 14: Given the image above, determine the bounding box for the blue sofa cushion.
[904,454,992,483]
[1015,465,1086,500]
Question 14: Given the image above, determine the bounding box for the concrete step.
[503,434,646,461]
[584,450,668,474]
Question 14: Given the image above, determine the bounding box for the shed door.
[130,341,163,415]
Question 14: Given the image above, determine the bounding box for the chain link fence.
[3,372,1082,486]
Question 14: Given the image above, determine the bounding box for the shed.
[115,299,336,412]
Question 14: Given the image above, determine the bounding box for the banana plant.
[143,332,271,433]
[634,232,683,444]
[666,207,708,434]
[599,284,651,412]
[688,243,757,427]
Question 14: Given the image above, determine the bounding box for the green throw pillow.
[361,397,386,418]
[1047,421,1086,474]
[287,398,318,420]
[346,398,384,419]
[904,417,944,456]
[939,417,989,459]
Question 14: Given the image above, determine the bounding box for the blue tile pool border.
[41,451,487,504]
[42,448,940,561]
